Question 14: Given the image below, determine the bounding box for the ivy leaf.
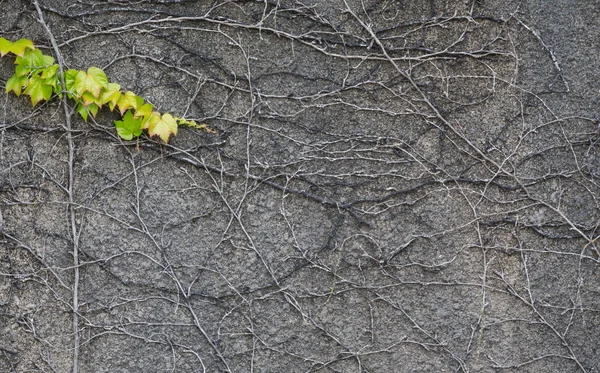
[74,67,108,98]
[99,83,121,111]
[114,110,143,140]
[133,102,153,120]
[81,91,102,107]
[15,48,43,68]
[76,102,89,121]
[63,69,78,98]
[13,49,45,84]
[0,38,12,57]
[64,69,78,89]
[148,112,178,143]
[10,39,35,57]
[15,64,31,78]
[44,76,60,94]
[76,102,99,121]
[23,75,53,106]
[141,111,160,130]
[40,64,60,92]
[5,74,28,96]
[88,103,99,118]
[116,91,141,115]
[42,54,54,66]
[41,64,59,80]
[134,102,154,130]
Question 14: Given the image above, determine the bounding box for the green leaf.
[74,67,108,98]
[10,39,35,57]
[5,74,28,96]
[23,75,53,106]
[148,112,178,143]
[99,83,121,111]
[0,38,12,57]
[114,110,143,140]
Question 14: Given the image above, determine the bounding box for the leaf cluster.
[0,37,211,143]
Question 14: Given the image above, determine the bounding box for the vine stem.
[31,2,80,373]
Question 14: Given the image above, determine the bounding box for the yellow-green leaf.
[99,83,121,111]
[88,103,99,118]
[63,69,78,97]
[148,112,178,143]
[0,38,196,145]
[0,38,12,57]
[176,117,215,133]
[44,76,60,94]
[76,102,89,121]
[5,74,27,96]
[42,54,54,66]
[76,102,99,121]
[41,64,59,80]
[142,111,160,130]
[10,39,35,57]
[134,102,153,119]
[81,91,101,107]
[116,91,140,115]
[15,49,43,71]
[40,65,61,94]
[23,75,52,106]
[74,66,108,98]
[15,64,31,78]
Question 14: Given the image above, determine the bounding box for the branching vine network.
[0,1,598,372]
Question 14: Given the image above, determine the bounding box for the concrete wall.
[1,0,599,371]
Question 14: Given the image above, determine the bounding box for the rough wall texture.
[1,0,599,372]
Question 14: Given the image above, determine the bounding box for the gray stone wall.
[1,0,599,372]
